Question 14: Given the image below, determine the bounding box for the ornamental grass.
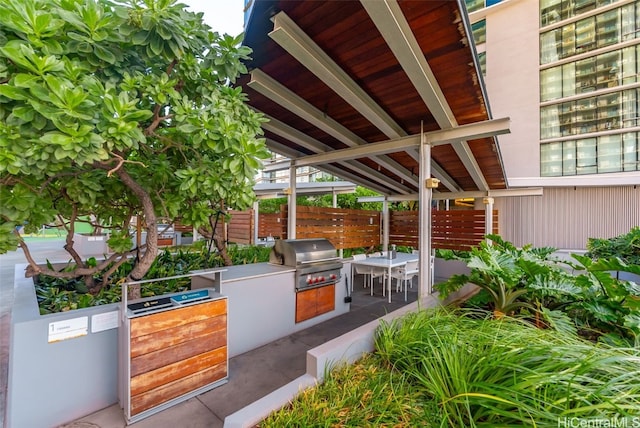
[262,308,640,427]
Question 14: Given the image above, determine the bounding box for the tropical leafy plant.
[437,234,640,344]
[533,254,640,344]
[436,235,556,318]
[586,227,640,265]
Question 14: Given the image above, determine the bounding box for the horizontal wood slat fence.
[227,210,252,245]
[258,213,284,240]
[431,210,498,251]
[389,210,497,251]
[282,206,381,250]
[208,207,496,251]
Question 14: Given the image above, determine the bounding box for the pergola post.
[288,161,297,239]
[382,198,389,252]
[253,200,259,245]
[418,129,435,298]
[333,189,343,258]
[483,196,494,244]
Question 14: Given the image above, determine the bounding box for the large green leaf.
[0,85,28,100]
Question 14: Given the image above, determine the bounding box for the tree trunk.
[214,234,233,266]
[114,167,158,301]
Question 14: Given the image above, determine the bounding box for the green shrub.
[586,227,640,265]
[35,245,271,314]
[261,354,434,427]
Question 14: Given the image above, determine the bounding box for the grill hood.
[269,238,338,266]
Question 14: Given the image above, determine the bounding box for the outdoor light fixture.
[425,178,440,188]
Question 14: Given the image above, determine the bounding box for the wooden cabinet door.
[316,284,335,316]
[295,288,317,323]
[295,284,335,323]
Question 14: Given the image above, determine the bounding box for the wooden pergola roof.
[241,0,508,197]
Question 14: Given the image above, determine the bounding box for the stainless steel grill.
[269,238,343,291]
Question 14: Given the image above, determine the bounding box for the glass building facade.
[539,0,640,176]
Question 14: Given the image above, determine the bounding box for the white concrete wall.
[220,263,351,358]
[8,265,120,428]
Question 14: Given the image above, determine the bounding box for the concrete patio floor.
[0,240,427,428]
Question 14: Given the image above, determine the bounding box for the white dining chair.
[369,265,387,296]
[352,254,372,289]
[390,260,419,301]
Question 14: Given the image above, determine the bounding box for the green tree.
[0,0,269,293]
[257,184,383,213]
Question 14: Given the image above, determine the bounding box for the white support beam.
[250,69,365,146]
[382,198,389,252]
[425,117,511,146]
[295,118,510,167]
[432,187,544,200]
[262,115,414,195]
[267,139,394,195]
[360,0,456,127]
[262,159,291,173]
[357,187,544,202]
[452,141,489,191]
[418,130,433,298]
[252,200,259,244]
[402,148,461,192]
[361,0,499,191]
[270,11,406,139]
[263,138,303,161]
[288,162,297,239]
[295,134,420,167]
[483,197,494,238]
[431,162,463,193]
[249,69,419,187]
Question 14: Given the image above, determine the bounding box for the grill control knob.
[319,276,325,282]
[306,276,312,283]
[330,274,337,280]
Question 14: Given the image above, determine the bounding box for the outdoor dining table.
[351,252,419,303]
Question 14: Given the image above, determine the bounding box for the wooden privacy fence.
[258,213,285,239]
[227,210,253,245]
[282,205,380,250]
[389,209,498,251]
[431,210,498,250]
[214,207,497,251]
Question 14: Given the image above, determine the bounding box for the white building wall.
[495,186,640,249]
[473,0,639,250]
[478,0,541,179]
[476,0,640,187]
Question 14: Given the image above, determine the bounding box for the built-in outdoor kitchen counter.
[191,242,350,358]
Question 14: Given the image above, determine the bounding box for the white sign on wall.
[91,311,119,333]
[48,317,88,343]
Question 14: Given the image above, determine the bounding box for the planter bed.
[8,265,120,428]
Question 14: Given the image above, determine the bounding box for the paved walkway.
[0,240,420,428]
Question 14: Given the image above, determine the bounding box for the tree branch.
[144,113,174,136]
